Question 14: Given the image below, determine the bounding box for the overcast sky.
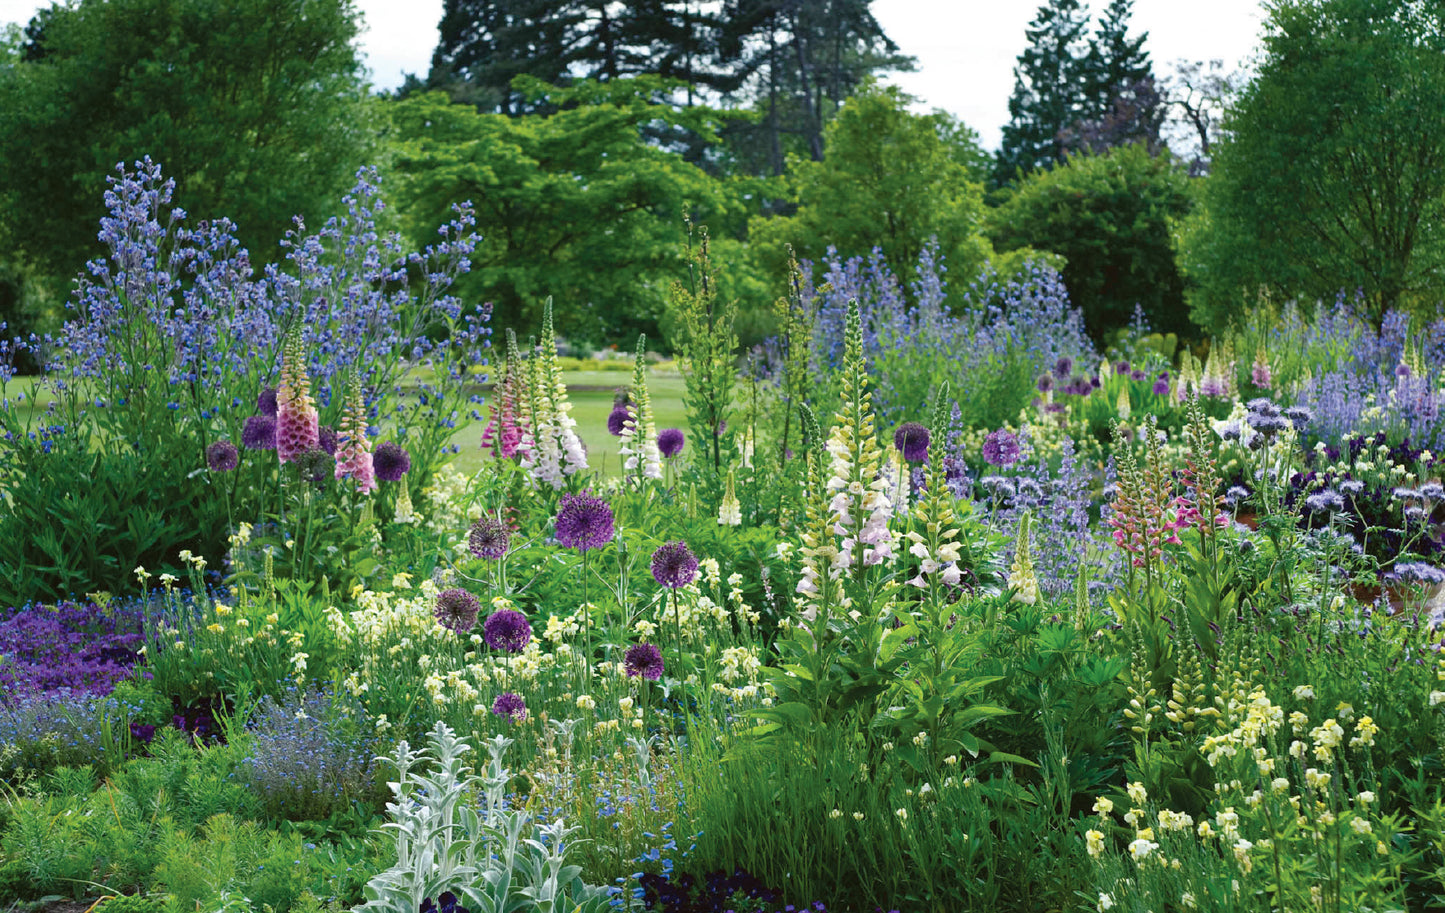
[1,0,1269,151]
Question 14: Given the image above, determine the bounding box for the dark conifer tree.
[993,0,1092,185]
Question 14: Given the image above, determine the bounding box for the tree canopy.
[389,78,747,344]
[988,143,1194,339]
[0,0,374,279]
[1183,0,1445,328]
[749,81,992,290]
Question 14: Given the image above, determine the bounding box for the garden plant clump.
[6,158,1445,913]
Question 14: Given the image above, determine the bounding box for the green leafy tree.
[1184,0,1445,329]
[388,79,746,342]
[0,0,374,281]
[749,80,992,289]
[987,144,1194,338]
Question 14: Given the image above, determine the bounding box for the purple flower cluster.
[435,588,482,634]
[783,244,1096,427]
[651,541,699,589]
[658,428,686,459]
[491,691,528,722]
[239,688,378,820]
[468,516,511,560]
[981,429,1022,467]
[555,490,615,552]
[373,441,411,481]
[0,600,146,697]
[893,422,929,462]
[482,609,532,653]
[624,643,665,680]
[206,440,239,472]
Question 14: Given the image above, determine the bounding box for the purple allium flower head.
[434,587,482,634]
[468,517,510,560]
[555,490,615,552]
[483,609,532,652]
[490,692,527,722]
[316,425,338,456]
[1116,361,1131,375]
[657,428,685,458]
[241,414,276,450]
[1151,376,1170,396]
[373,441,411,481]
[1036,373,1054,394]
[295,448,334,487]
[893,422,930,462]
[651,540,699,589]
[257,386,278,417]
[1053,356,1074,379]
[1129,370,1147,382]
[607,405,631,436]
[624,642,665,680]
[982,429,1022,466]
[206,439,239,471]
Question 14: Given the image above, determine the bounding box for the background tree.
[1183,0,1445,329]
[1161,58,1244,174]
[994,0,1092,185]
[717,0,912,174]
[996,0,1160,184]
[1069,0,1161,153]
[749,81,992,291]
[0,0,374,285]
[987,144,1194,338]
[389,78,746,345]
[427,0,744,115]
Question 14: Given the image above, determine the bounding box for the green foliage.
[1183,0,1445,330]
[0,412,221,607]
[0,0,373,280]
[749,80,993,290]
[389,80,751,343]
[669,226,739,514]
[987,144,1195,338]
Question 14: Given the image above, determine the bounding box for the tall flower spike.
[620,333,662,482]
[275,327,319,464]
[334,375,376,493]
[518,299,587,488]
[1008,512,1039,605]
[906,381,962,592]
[719,469,742,526]
[825,299,893,572]
[795,402,840,611]
[481,329,526,459]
